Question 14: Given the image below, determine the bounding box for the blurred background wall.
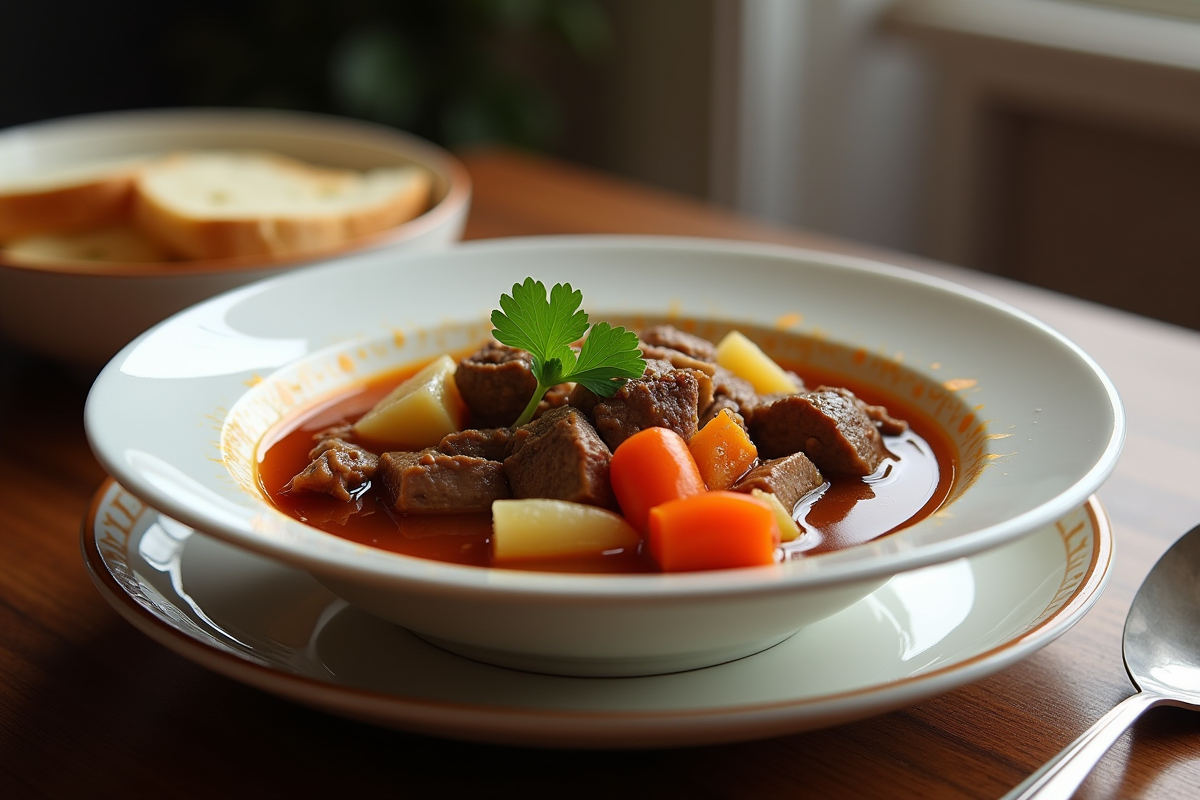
[3,0,1199,329]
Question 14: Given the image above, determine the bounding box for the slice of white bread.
[132,151,433,260]
[1,223,175,265]
[0,157,145,243]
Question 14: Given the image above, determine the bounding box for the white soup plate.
[84,236,1125,677]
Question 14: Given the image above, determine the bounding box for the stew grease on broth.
[257,348,957,574]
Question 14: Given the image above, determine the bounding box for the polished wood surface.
[3,147,1199,799]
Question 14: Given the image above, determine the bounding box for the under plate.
[82,479,1112,749]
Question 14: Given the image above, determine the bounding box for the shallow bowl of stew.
[0,107,470,368]
[84,236,1124,677]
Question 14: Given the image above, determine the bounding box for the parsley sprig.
[492,278,645,427]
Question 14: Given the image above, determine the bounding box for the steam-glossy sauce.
[257,360,957,573]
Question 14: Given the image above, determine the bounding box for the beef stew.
[258,323,955,573]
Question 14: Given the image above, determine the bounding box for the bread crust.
[0,175,136,242]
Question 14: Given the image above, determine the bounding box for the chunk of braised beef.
[798,384,906,435]
[567,357,673,418]
[703,366,760,428]
[503,406,616,509]
[378,449,510,513]
[438,427,512,461]
[637,357,714,417]
[454,341,538,428]
[639,324,718,362]
[699,396,748,431]
[640,344,716,376]
[567,384,600,418]
[856,396,909,436]
[749,388,888,475]
[710,366,759,406]
[286,438,379,502]
[731,452,824,513]
[534,381,575,419]
[589,368,701,450]
[688,369,714,415]
[640,356,684,378]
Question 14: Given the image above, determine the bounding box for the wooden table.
[3,148,1198,799]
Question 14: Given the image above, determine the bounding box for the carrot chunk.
[687,408,758,490]
[648,491,780,572]
[609,426,706,533]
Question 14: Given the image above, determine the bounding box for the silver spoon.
[1002,524,1200,799]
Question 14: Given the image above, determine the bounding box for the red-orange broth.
[258,359,957,573]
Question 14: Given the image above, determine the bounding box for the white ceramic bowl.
[84,236,1125,677]
[0,108,471,367]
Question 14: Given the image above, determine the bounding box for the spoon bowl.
[1003,523,1200,799]
[1124,527,1200,700]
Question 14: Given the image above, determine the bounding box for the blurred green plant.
[172,0,611,148]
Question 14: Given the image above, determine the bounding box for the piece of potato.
[352,355,464,448]
[715,330,800,394]
[492,498,641,562]
[750,488,802,542]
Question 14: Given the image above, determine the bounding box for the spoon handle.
[1000,691,1166,800]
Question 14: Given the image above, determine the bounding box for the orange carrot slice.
[648,491,780,572]
[609,426,706,533]
[687,408,758,490]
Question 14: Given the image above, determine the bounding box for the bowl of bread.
[0,107,471,367]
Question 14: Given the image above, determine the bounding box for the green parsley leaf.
[568,322,645,395]
[491,278,645,427]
